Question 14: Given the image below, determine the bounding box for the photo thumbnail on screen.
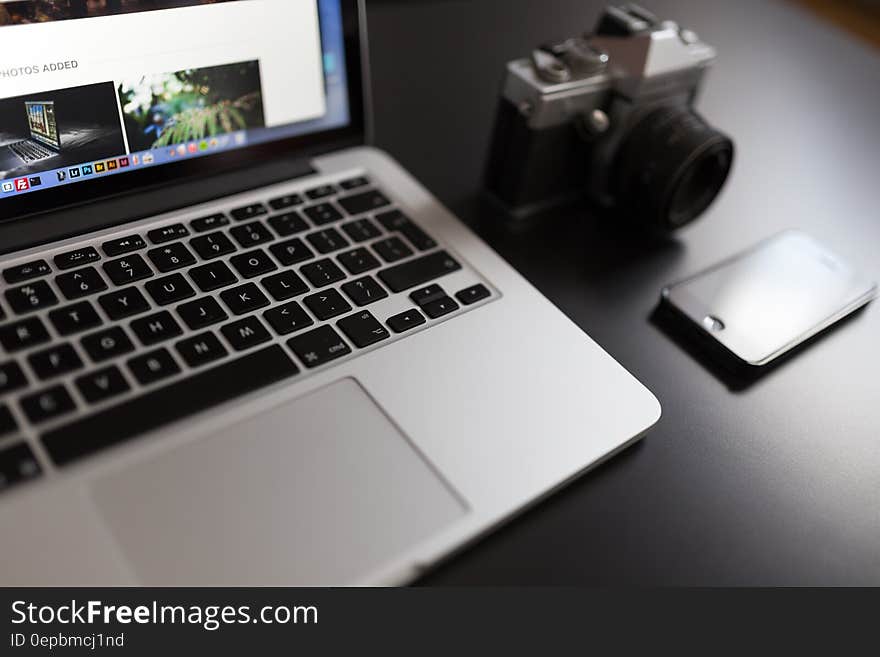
[0,81,125,178]
[0,0,245,27]
[118,60,266,152]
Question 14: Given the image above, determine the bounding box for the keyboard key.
[0,443,42,491]
[341,276,389,307]
[337,310,391,348]
[42,345,298,466]
[300,258,345,287]
[372,236,413,263]
[103,254,154,286]
[387,309,427,333]
[131,310,182,346]
[188,261,237,293]
[102,234,146,257]
[5,280,59,314]
[339,175,370,190]
[49,301,101,336]
[190,213,230,233]
[176,297,228,330]
[268,211,309,236]
[221,316,272,351]
[147,243,196,272]
[0,361,27,394]
[230,222,273,247]
[307,228,349,254]
[304,184,337,200]
[176,332,228,368]
[456,283,491,305]
[422,296,460,319]
[341,218,382,243]
[0,317,50,352]
[0,303,5,322]
[0,406,18,437]
[145,273,196,305]
[269,238,314,266]
[220,282,270,315]
[303,289,352,320]
[375,209,438,251]
[230,203,268,222]
[147,223,189,244]
[190,231,236,260]
[81,326,135,363]
[4,259,51,284]
[338,189,391,216]
[55,266,108,300]
[303,202,343,226]
[27,344,83,380]
[288,325,351,368]
[261,270,308,301]
[264,301,314,335]
[230,249,277,279]
[378,250,462,293]
[128,348,181,386]
[338,247,380,275]
[54,247,100,270]
[410,284,446,307]
[20,384,75,424]
[268,193,304,211]
[75,365,130,404]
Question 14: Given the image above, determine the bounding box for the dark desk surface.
[366,0,880,584]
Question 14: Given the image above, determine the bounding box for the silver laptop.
[0,0,659,585]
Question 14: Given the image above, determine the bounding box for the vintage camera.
[484,5,734,232]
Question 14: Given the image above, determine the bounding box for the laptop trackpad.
[91,378,466,585]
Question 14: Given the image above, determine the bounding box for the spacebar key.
[42,345,299,466]
[378,250,462,293]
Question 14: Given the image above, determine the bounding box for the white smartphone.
[661,231,877,368]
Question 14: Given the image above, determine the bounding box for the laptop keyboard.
[9,140,56,164]
[0,173,494,491]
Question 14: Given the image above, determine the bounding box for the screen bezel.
[0,0,366,223]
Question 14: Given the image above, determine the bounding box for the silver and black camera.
[484,5,734,232]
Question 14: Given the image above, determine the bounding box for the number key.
[147,243,196,273]
[103,254,154,285]
[190,232,236,260]
[4,280,58,314]
[55,266,108,300]
[230,222,273,247]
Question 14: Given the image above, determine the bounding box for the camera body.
[485,5,734,232]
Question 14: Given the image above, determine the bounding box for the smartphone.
[661,231,877,368]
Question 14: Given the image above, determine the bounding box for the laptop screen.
[25,101,61,150]
[0,0,352,201]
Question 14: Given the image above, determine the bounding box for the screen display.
[667,232,876,364]
[0,0,350,199]
[25,101,60,149]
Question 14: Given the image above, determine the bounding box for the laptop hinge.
[1,155,317,256]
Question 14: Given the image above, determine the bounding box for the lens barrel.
[613,106,734,231]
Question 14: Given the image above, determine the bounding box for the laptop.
[6,101,61,164]
[0,0,660,585]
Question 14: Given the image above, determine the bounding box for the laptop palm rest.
[91,378,466,585]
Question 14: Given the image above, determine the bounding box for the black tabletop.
[366,0,880,585]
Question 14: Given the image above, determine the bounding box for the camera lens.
[613,106,734,231]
